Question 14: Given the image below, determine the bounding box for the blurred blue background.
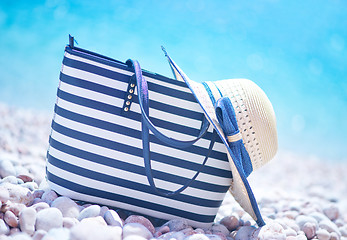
[0,0,346,161]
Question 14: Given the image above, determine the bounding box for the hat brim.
[167,57,265,227]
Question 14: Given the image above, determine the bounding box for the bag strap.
[144,129,217,197]
[127,59,216,197]
[126,59,210,149]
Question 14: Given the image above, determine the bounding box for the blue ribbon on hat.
[201,82,253,177]
[215,97,253,177]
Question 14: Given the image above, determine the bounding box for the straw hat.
[163,49,278,226]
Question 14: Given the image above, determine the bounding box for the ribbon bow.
[215,97,253,177]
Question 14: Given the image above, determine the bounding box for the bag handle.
[126,59,210,149]
[127,59,216,197]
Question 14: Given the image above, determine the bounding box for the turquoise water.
[0,0,346,161]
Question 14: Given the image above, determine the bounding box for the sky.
[0,0,346,161]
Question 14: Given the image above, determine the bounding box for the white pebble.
[42,228,70,240]
[104,209,123,227]
[77,205,101,221]
[296,234,307,240]
[319,219,341,234]
[32,229,47,240]
[310,212,329,223]
[27,164,45,185]
[14,166,30,177]
[284,228,297,237]
[184,234,210,240]
[19,207,37,235]
[123,236,147,240]
[158,231,185,240]
[10,233,32,240]
[99,206,109,217]
[235,226,256,240]
[0,186,10,203]
[316,229,330,240]
[63,217,79,229]
[0,219,10,235]
[296,215,318,230]
[1,176,18,184]
[123,223,153,240]
[0,160,16,177]
[81,216,107,226]
[20,182,38,191]
[2,182,33,205]
[205,234,223,240]
[36,207,63,232]
[70,221,122,240]
[330,232,341,240]
[283,211,299,220]
[339,225,347,237]
[254,222,286,240]
[31,202,50,212]
[51,196,80,218]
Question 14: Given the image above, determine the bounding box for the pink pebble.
[210,223,230,236]
[302,222,316,239]
[155,225,170,236]
[330,232,340,240]
[323,205,339,221]
[4,210,18,228]
[33,190,44,199]
[82,203,92,208]
[194,228,205,234]
[17,174,34,183]
[9,227,20,235]
[6,202,26,217]
[41,190,58,205]
[99,206,109,218]
[180,227,194,235]
[31,198,44,205]
[181,227,194,233]
[220,216,240,231]
[165,219,189,232]
[125,215,155,234]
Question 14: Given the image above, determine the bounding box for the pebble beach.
[0,102,346,240]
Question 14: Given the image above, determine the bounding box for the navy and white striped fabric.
[46,46,232,228]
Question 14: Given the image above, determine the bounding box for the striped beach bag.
[46,36,232,228]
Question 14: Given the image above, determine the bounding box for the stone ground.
[0,103,346,240]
